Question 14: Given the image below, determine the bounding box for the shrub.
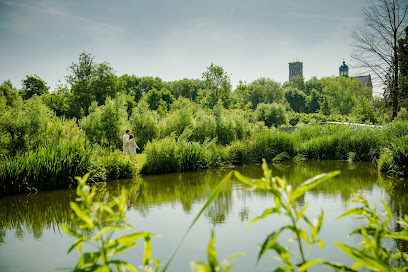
[141,136,179,174]
[0,96,54,155]
[378,148,393,173]
[79,95,130,149]
[227,140,251,165]
[129,100,160,149]
[177,141,205,172]
[159,99,194,138]
[299,125,384,161]
[191,108,217,143]
[254,102,287,127]
[89,149,136,181]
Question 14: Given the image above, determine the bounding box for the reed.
[0,142,92,196]
[296,125,384,161]
[378,135,408,177]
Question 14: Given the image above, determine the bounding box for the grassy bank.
[2,122,407,196]
[141,122,408,176]
[0,146,143,196]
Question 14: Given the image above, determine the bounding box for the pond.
[0,161,407,271]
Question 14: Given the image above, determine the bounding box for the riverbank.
[140,122,408,178]
[1,122,407,196]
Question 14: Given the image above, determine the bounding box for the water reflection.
[1,161,408,271]
[1,161,407,242]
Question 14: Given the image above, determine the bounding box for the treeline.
[2,52,400,126]
[1,52,408,195]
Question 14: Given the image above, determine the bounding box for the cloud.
[0,0,124,38]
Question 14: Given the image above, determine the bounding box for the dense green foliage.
[254,102,287,127]
[20,74,49,100]
[2,52,408,196]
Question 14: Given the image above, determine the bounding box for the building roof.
[354,75,372,88]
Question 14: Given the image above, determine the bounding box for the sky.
[0,0,378,94]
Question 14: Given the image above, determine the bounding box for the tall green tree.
[305,76,323,95]
[201,63,232,108]
[285,87,307,113]
[321,76,372,115]
[254,103,287,127]
[352,0,408,119]
[0,82,20,107]
[21,75,49,99]
[167,78,205,100]
[142,88,175,112]
[119,74,142,101]
[79,95,129,148]
[66,52,119,118]
[307,89,321,113]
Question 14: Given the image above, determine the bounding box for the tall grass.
[0,142,92,195]
[140,123,408,177]
[295,124,385,161]
[250,130,297,162]
[141,129,298,174]
[378,135,408,177]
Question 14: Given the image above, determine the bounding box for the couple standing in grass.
[122,129,140,158]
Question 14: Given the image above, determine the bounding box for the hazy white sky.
[0,0,374,93]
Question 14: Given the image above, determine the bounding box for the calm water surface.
[1,161,408,271]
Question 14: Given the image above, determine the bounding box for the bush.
[227,140,251,165]
[129,100,160,149]
[79,95,130,149]
[177,141,205,172]
[159,99,194,139]
[191,108,217,143]
[89,149,136,181]
[254,102,287,127]
[379,136,408,176]
[378,148,393,173]
[141,136,232,174]
[141,137,179,174]
[0,96,55,155]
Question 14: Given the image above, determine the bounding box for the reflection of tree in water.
[0,229,5,245]
[270,161,379,202]
[0,189,76,241]
[1,161,404,246]
[0,179,140,242]
[131,169,233,216]
[205,189,233,226]
[384,178,408,253]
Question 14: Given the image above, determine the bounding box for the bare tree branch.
[351,0,407,119]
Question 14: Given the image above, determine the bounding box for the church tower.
[339,60,349,78]
[289,61,303,82]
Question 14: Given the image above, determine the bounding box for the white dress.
[129,139,139,157]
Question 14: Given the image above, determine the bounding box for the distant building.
[339,61,373,89]
[339,61,349,78]
[353,75,373,89]
[289,61,303,82]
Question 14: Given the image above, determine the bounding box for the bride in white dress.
[128,134,140,160]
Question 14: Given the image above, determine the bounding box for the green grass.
[0,142,92,195]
